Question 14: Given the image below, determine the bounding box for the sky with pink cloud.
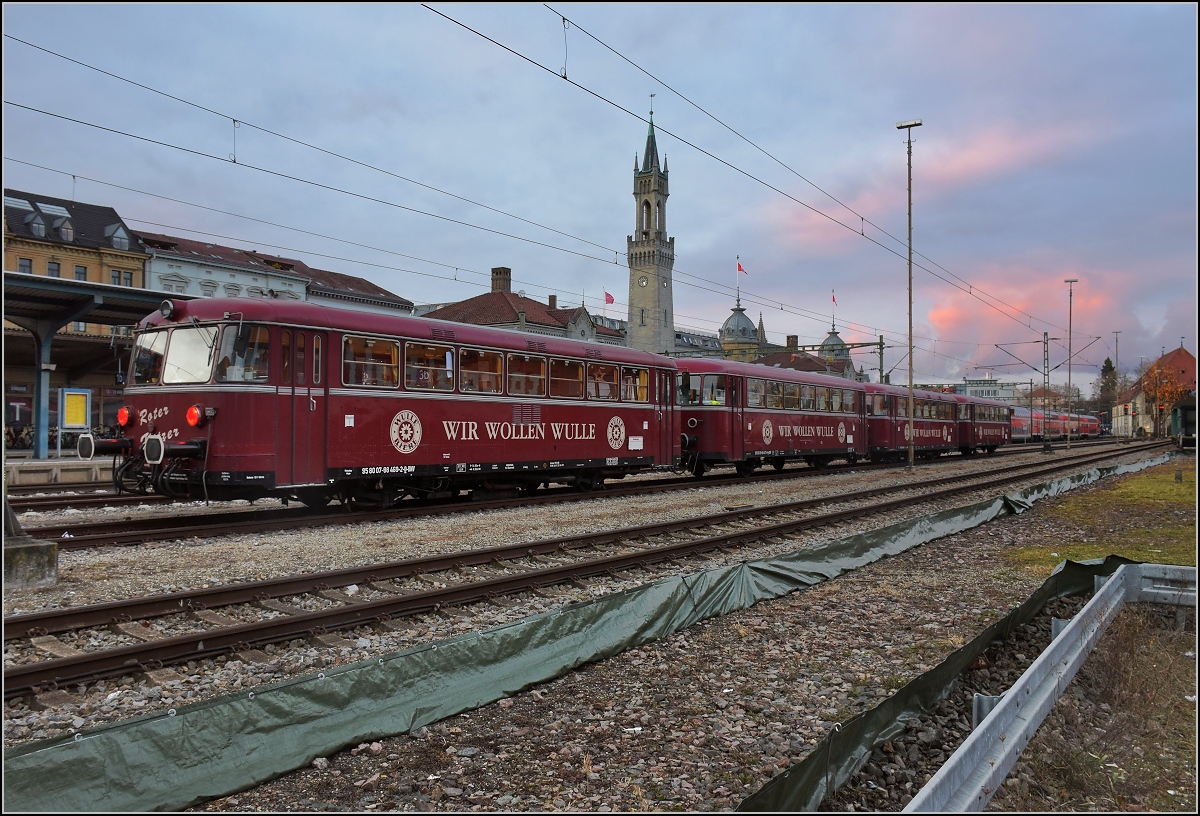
[3,3,1195,395]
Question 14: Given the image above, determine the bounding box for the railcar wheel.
[771,457,786,471]
[736,460,758,478]
[845,453,858,466]
[575,471,603,492]
[690,459,709,478]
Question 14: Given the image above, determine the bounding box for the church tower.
[626,112,675,353]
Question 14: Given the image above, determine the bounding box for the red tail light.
[186,404,206,427]
[117,406,132,426]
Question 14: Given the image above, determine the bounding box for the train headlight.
[117,406,132,427]
[159,300,175,319]
[186,404,214,427]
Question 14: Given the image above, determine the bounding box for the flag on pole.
[604,291,615,304]
[737,261,747,274]
[832,290,837,306]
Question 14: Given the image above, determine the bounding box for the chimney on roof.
[492,267,512,293]
[786,335,798,350]
[548,294,557,310]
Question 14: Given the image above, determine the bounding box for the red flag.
[737,261,747,274]
[832,290,837,306]
[604,291,614,304]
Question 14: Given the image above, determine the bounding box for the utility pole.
[1042,332,1052,453]
[1065,278,1077,450]
[878,336,884,385]
[896,118,922,470]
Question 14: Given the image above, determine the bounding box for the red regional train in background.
[83,298,1017,504]
[1010,407,1100,443]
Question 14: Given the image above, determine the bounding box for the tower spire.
[641,97,660,172]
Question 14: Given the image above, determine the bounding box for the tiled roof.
[4,188,145,255]
[425,291,563,329]
[753,350,854,375]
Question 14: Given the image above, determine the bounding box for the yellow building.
[4,189,149,434]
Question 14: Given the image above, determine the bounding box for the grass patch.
[990,604,1197,812]
[1005,461,1196,577]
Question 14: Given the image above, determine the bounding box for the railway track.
[13,439,1138,548]
[3,443,1164,700]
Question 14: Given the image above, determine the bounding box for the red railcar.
[954,395,1011,454]
[862,382,963,461]
[81,298,680,504]
[675,357,868,475]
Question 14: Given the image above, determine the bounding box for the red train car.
[81,298,680,504]
[675,357,867,475]
[955,395,1011,454]
[862,382,962,462]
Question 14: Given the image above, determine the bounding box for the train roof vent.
[526,340,547,352]
[431,328,456,342]
[585,348,604,359]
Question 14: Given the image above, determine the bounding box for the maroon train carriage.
[675,357,868,476]
[954,395,1011,455]
[861,382,963,462]
[80,298,680,506]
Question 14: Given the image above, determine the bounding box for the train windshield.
[215,324,271,383]
[131,330,168,385]
[162,326,218,384]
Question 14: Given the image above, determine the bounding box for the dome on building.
[819,324,850,361]
[719,302,758,341]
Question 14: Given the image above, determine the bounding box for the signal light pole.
[897,119,922,471]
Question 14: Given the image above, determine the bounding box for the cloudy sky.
[4,3,1196,393]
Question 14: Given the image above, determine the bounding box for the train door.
[278,330,328,486]
[657,369,677,465]
[729,376,744,461]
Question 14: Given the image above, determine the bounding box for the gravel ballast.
[3,448,1190,811]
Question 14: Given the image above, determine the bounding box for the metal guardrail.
[904,563,1197,812]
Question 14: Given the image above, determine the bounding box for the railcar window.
[460,348,503,393]
[342,336,400,388]
[508,354,546,397]
[550,358,584,398]
[406,343,453,391]
[281,332,292,385]
[312,333,321,386]
[132,330,168,385]
[830,389,842,412]
[621,367,649,402]
[898,399,908,418]
[162,326,215,384]
[800,385,814,411]
[702,375,726,405]
[215,324,271,383]
[585,362,617,400]
[843,390,857,413]
[815,387,829,412]
[746,378,765,408]
[765,380,783,409]
[783,383,799,410]
[296,334,306,386]
[959,404,970,420]
[678,373,702,405]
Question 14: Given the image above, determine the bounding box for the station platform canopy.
[3,271,194,458]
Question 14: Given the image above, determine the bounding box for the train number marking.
[390,410,422,454]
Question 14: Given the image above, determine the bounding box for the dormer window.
[105,224,130,251]
[25,212,46,237]
[54,218,74,241]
